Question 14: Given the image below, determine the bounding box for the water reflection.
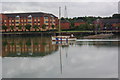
[2,36,119,57]
[2,36,118,78]
[2,37,59,57]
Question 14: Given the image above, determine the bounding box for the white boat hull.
[52,36,77,41]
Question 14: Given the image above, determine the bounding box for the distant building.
[118,1,120,14]
[112,14,120,19]
[60,19,70,29]
[0,12,58,31]
[93,19,120,30]
[74,19,86,26]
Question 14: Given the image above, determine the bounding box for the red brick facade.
[60,20,70,29]
[0,12,58,31]
[74,22,86,26]
[61,22,70,29]
[93,19,120,30]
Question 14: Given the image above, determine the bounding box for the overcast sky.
[0,0,120,18]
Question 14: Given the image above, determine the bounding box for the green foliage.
[75,24,87,30]
[2,25,7,30]
[42,42,47,45]
[61,17,65,20]
[18,25,22,29]
[25,24,31,31]
[70,20,75,28]
[10,26,14,30]
[42,24,46,29]
[105,23,111,29]
[33,25,38,29]
[18,42,23,46]
[74,23,97,31]
[26,40,31,46]
[10,42,14,45]
[3,41,8,46]
[51,25,55,29]
[34,42,38,45]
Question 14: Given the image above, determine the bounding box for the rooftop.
[74,19,85,23]
[1,12,57,18]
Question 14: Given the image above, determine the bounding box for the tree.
[51,25,55,29]
[26,40,31,46]
[2,25,7,32]
[70,21,75,29]
[105,23,110,30]
[42,24,46,30]
[18,25,22,30]
[10,26,14,31]
[61,17,65,20]
[33,25,38,31]
[25,24,31,31]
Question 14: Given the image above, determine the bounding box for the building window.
[28,17,31,19]
[28,22,31,23]
[50,15,54,17]
[4,20,6,22]
[24,20,26,22]
[44,17,48,19]
[44,21,48,23]
[16,22,19,24]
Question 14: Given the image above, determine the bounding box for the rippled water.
[2,35,119,78]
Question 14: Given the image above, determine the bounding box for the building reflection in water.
[2,37,59,57]
[2,36,118,57]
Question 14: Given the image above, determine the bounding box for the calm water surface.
[2,35,119,78]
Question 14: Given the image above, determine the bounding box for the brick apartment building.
[93,19,120,30]
[0,12,58,31]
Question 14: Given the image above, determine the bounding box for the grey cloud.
[1,2,118,17]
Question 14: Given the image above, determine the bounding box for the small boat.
[52,34,77,41]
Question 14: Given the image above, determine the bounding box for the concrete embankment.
[83,33,114,39]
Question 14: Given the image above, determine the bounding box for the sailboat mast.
[59,7,61,35]
[64,6,68,18]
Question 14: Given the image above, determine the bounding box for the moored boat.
[52,34,77,41]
